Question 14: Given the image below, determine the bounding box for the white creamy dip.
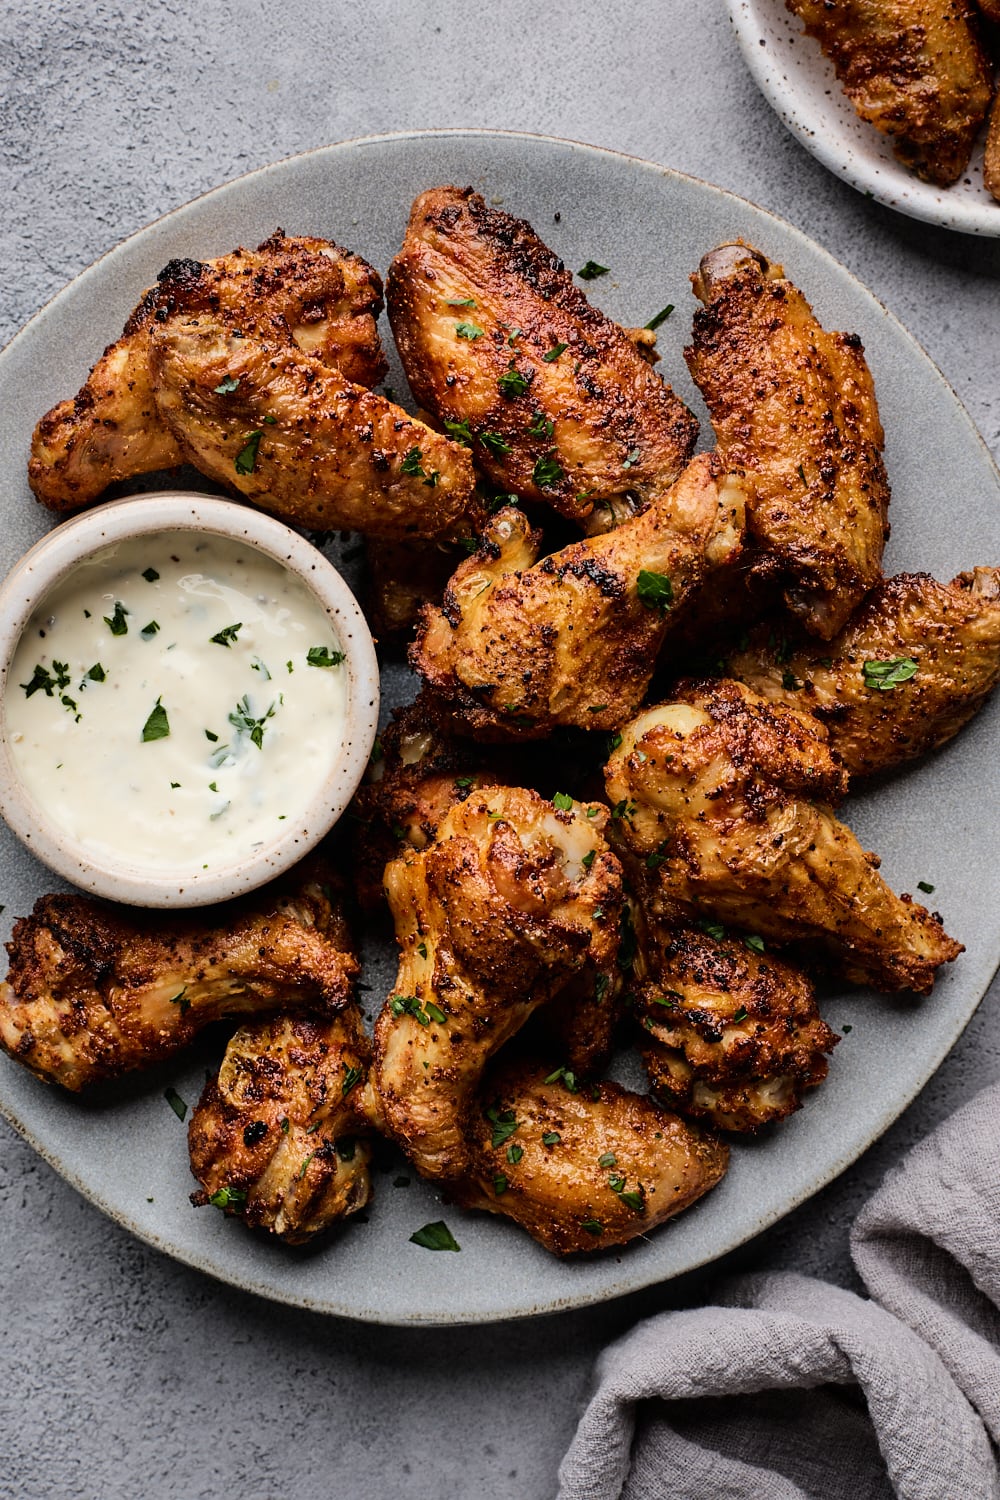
[5,531,348,874]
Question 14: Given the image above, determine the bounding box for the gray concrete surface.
[1,4,998,1497]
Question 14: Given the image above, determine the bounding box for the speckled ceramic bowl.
[0,493,379,906]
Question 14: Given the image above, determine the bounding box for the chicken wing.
[787,0,993,186]
[461,1056,728,1255]
[686,243,889,639]
[605,681,962,993]
[0,864,357,1091]
[188,1005,373,1244]
[29,231,387,512]
[727,568,1000,776]
[633,886,837,1132]
[387,186,699,529]
[985,88,1000,202]
[412,454,746,739]
[367,787,624,1182]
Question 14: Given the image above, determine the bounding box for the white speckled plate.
[726,0,1000,236]
[1,131,999,1324]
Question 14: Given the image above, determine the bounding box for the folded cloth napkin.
[557,1082,1000,1500]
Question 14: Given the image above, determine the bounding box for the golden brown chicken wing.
[985,89,1000,202]
[727,568,1000,776]
[685,242,889,639]
[632,886,837,1132]
[787,0,993,186]
[188,1005,373,1244]
[0,864,357,1091]
[605,681,962,994]
[367,787,624,1183]
[29,232,387,512]
[461,1055,728,1255]
[412,454,746,739]
[387,186,699,529]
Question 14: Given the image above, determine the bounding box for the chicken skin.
[387,186,699,529]
[412,454,747,739]
[787,0,993,186]
[29,231,388,512]
[686,243,889,639]
[367,787,624,1183]
[188,1005,373,1244]
[462,1056,728,1255]
[605,681,963,994]
[727,568,1000,777]
[0,865,357,1092]
[632,886,837,1132]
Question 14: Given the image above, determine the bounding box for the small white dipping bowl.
[0,493,379,907]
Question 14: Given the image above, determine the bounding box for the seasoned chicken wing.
[727,568,1000,776]
[29,232,387,512]
[605,681,963,993]
[632,886,837,1132]
[367,787,624,1182]
[985,88,1000,202]
[0,865,357,1091]
[686,243,889,639]
[387,186,699,529]
[188,1005,373,1244]
[412,454,746,739]
[787,0,993,186]
[461,1056,728,1255]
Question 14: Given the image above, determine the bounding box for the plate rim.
[2,128,999,1325]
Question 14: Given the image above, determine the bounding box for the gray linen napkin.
[558,1082,1000,1500]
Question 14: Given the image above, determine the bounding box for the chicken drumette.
[726,567,1000,777]
[188,1005,373,1244]
[605,681,962,994]
[685,243,889,639]
[412,454,746,739]
[0,864,357,1091]
[387,186,699,531]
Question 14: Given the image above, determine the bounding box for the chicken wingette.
[787,0,993,186]
[387,186,699,530]
[685,242,889,639]
[726,567,1000,776]
[0,864,357,1091]
[605,681,962,994]
[462,1056,728,1255]
[412,454,746,739]
[367,787,624,1183]
[29,231,388,512]
[188,1005,373,1244]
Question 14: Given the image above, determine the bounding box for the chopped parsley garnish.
[544,1066,579,1094]
[917,880,935,894]
[842,1024,853,1034]
[595,974,610,1004]
[644,304,674,331]
[744,935,766,954]
[140,620,160,639]
[235,430,263,475]
[652,993,680,1008]
[542,342,568,363]
[781,671,800,691]
[498,367,530,398]
[228,695,276,749]
[607,731,623,753]
[493,1174,508,1196]
[732,1006,749,1023]
[611,799,635,821]
[164,1086,187,1121]
[454,776,474,789]
[636,570,674,613]
[209,1185,247,1209]
[297,1153,315,1181]
[104,601,129,636]
[342,1064,364,1098]
[552,791,574,811]
[141,698,170,743]
[22,663,67,698]
[598,1152,617,1169]
[85,663,106,683]
[168,987,190,1015]
[506,1144,523,1165]
[213,375,240,394]
[646,844,668,871]
[485,1106,519,1149]
[455,321,485,340]
[797,464,807,485]
[581,1219,604,1236]
[389,993,442,1028]
[307,645,346,668]
[622,448,641,469]
[581,850,596,870]
[541,1131,561,1146]
[445,296,477,307]
[533,454,564,488]
[205,729,219,742]
[336,1139,356,1162]
[401,446,426,477]
[480,431,512,458]
[506,326,522,346]
[141,567,160,582]
[699,919,726,942]
[417,941,428,958]
[578,260,610,280]
[410,1220,461,1251]
[444,417,474,447]
[210,623,242,647]
[527,410,554,439]
[863,657,918,691]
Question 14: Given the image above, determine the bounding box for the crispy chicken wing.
[632,886,837,1132]
[727,568,1000,776]
[461,1056,728,1255]
[985,87,1000,202]
[412,454,746,739]
[367,787,624,1182]
[0,865,357,1091]
[787,0,993,186]
[387,187,699,528]
[605,681,962,993]
[29,232,387,512]
[188,1005,372,1244]
[686,243,889,639]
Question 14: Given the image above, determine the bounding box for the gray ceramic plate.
[727,0,1000,236]
[1,131,999,1325]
